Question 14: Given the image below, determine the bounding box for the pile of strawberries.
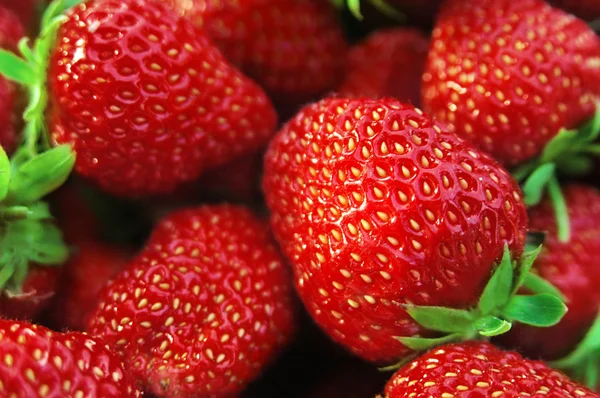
[0,0,599,397]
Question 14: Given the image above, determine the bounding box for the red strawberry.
[262,97,529,364]
[422,0,600,167]
[337,28,429,107]
[0,5,24,153]
[0,0,278,197]
[502,185,600,360]
[0,0,37,30]
[51,182,102,243]
[168,0,347,105]
[87,205,296,397]
[0,265,59,321]
[50,240,132,331]
[383,341,598,397]
[550,0,600,21]
[0,319,140,397]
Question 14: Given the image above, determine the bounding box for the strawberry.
[262,97,569,365]
[50,240,132,331]
[422,0,600,167]
[382,341,598,397]
[0,0,38,30]
[550,0,600,21]
[168,0,347,105]
[0,319,140,397]
[87,205,296,397]
[0,265,59,321]
[0,5,24,153]
[337,28,429,107]
[0,0,278,197]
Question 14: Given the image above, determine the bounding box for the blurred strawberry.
[0,266,59,321]
[550,0,600,21]
[337,28,429,106]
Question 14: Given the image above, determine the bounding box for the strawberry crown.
[381,242,567,371]
[0,0,84,293]
[331,0,406,21]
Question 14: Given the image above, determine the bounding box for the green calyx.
[550,312,600,389]
[0,0,83,294]
[331,0,406,21]
[389,245,567,362]
[513,108,600,243]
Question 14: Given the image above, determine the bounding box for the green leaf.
[547,176,570,242]
[575,107,600,143]
[0,146,11,201]
[27,222,69,265]
[556,155,593,176]
[541,128,578,163]
[511,245,543,295]
[551,312,600,369]
[503,293,567,327]
[346,0,364,19]
[478,245,513,315]
[394,333,463,351]
[0,49,36,85]
[404,305,474,334]
[0,252,16,290]
[472,316,512,337]
[0,206,30,221]
[522,163,556,206]
[583,360,600,390]
[7,145,75,203]
[26,201,52,220]
[523,272,567,302]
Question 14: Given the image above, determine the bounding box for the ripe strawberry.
[337,28,429,107]
[0,5,24,153]
[87,205,296,397]
[168,0,347,104]
[0,266,59,321]
[0,319,140,397]
[501,185,600,360]
[383,341,598,397]
[0,0,37,29]
[422,0,600,166]
[550,0,600,21]
[263,97,529,364]
[50,240,132,331]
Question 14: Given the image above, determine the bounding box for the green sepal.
[551,312,600,369]
[28,223,69,265]
[478,245,513,314]
[547,176,570,242]
[473,316,512,337]
[0,49,36,85]
[557,155,594,176]
[0,206,30,221]
[403,306,474,334]
[522,163,556,206]
[7,145,75,204]
[502,293,567,327]
[395,333,463,351]
[523,272,567,302]
[575,106,600,143]
[511,245,543,296]
[334,0,405,21]
[0,146,10,201]
[540,128,579,164]
[583,361,600,390]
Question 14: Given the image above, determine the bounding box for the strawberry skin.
[337,28,429,107]
[383,341,597,397]
[87,205,295,397]
[0,5,24,153]
[48,0,277,197]
[0,266,59,321]
[167,0,347,102]
[263,97,527,363]
[50,240,132,331]
[502,185,600,359]
[422,0,600,166]
[0,319,140,397]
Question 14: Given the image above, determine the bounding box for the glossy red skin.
[501,185,600,360]
[384,342,598,397]
[48,0,277,197]
[87,205,296,397]
[337,28,429,107]
[263,97,527,364]
[422,0,600,166]
[0,6,24,153]
[51,240,132,332]
[0,319,140,397]
[168,0,347,102]
[0,266,59,321]
[550,0,600,20]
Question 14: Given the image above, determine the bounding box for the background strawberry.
[422,0,600,166]
[88,205,296,397]
[0,319,140,397]
[0,265,59,321]
[550,0,600,21]
[337,28,429,106]
[263,97,529,364]
[383,341,597,397]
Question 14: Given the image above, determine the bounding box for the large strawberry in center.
[263,98,534,364]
